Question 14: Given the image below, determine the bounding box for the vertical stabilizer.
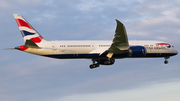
[13,14,46,43]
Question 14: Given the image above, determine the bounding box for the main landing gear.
[89,58,115,69]
[164,57,170,64]
[90,59,99,69]
[90,64,100,69]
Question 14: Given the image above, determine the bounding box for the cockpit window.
[167,45,171,48]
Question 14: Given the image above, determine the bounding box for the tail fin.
[13,14,46,43]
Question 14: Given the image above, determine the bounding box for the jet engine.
[128,46,146,57]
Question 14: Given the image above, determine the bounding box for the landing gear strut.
[90,59,99,69]
[164,57,170,64]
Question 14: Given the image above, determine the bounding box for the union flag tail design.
[13,14,46,43]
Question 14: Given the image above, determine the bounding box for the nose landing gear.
[164,57,170,64]
[164,60,168,64]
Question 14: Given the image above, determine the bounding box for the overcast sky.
[0,0,180,101]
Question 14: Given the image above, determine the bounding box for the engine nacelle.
[128,46,146,57]
[98,59,115,65]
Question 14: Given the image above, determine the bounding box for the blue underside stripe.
[43,54,100,59]
[42,53,177,59]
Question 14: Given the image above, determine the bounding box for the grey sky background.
[0,0,180,101]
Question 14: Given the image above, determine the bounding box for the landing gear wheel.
[164,60,168,64]
[90,64,95,69]
[89,64,100,69]
[90,59,100,69]
[95,64,99,67]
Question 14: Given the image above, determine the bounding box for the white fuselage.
[22,40,178,59]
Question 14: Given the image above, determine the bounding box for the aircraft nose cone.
[175,50,178,55]
[174,49,178,55]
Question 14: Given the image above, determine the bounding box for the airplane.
[9,14,178,69]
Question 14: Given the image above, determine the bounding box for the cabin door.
[52,43,57,54]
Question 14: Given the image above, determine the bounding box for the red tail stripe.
[30,36,43,43]
[156,43,170,45]
[15,19,34,30]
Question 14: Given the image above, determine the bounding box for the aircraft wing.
[101,19,129,58]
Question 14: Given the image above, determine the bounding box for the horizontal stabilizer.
[25,40,39,48]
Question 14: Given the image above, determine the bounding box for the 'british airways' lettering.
[145,47,167,50]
